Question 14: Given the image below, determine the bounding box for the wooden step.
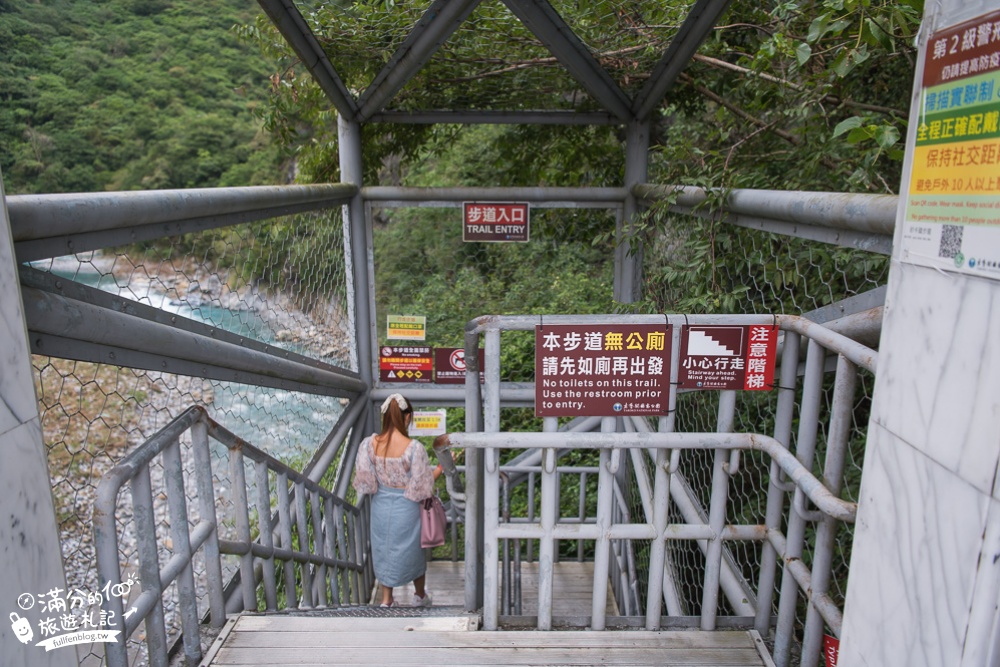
[204,615,773,667]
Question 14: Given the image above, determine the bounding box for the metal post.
[132,466,168,667]
[755,331,801,635]
[229,448,258,612]
[277,472,297,609]
[701,390,736,629]
[774,340,827,666]
[483,447,500,630]
[501,473,512,615]
[192,419,226,626]
[645,445,671,628]
[295,481,314,608]
[352,503,367,604]
[483,326,502,619]
[537,446,558,630]
[325,497,341,607]
[591,418,617,630]
[800,355,856,666]
[615,120,650,303]
[338,115,374,392]
[255,461,278,611]
[162,439,202,664]
[311,489,328,607]
[527,471,536,563]
[577,471,587,561]
[464,326,484,611]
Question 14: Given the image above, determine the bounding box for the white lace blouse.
[352,435,435,502]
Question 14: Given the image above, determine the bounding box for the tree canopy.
[0,0,284,194]
[241,0,920,194]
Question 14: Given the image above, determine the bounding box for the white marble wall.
[0,178,76,667]
[839,2,1000,664]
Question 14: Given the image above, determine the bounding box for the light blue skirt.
[370,486,425,587]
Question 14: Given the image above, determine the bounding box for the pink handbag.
[420,495,446,548]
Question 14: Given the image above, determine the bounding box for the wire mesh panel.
[642,213,890,317]
[26,206,355,666]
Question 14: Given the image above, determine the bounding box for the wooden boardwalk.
[202,561,773,666]
[421,559,620,615]
[205,614,772,666]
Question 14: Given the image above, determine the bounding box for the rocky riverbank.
[33,250,355,661]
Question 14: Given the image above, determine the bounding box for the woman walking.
[353,393,442,607]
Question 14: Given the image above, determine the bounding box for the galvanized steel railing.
[456,313,876,667]
[94,405,371,667]
[495,464,642,617]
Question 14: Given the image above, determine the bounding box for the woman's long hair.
[379,394,412,442]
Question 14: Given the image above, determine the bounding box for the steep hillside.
[0,0,282,194]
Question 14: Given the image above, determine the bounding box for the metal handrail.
[458,312,875,667]
[94,406,371,667]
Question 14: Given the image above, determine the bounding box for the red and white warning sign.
[434,347,484,384]
[379,346,432,383]
[463,202,529,242]
[678,325,778,391]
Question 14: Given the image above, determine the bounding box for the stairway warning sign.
[379,346,432,383]
[678,325,778,391]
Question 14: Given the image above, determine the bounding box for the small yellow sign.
[410,410,446,436]
[387,315,427,340]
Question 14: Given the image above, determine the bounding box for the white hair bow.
[380,393,408,414]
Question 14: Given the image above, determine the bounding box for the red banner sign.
[823,634,840,667]
[463,202,529,242]
[434,347,484,384]
[922,9,1000,88]
[535,324,671,417]
[678,325,778,391]
[379,346,432,383]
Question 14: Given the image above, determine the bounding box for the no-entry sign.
[434,347,484,384]
[463,202,529,242]
[535,324,671,417]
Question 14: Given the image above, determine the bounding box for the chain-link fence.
[27,206,354,665]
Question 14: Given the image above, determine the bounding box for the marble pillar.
[839,1,1000,665]
[0,173,77,666]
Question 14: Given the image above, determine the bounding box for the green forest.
[1,0,919,325]
[0,0,283,194]
[5,0,919,597]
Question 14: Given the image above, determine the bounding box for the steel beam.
[22,286,366,396]
[687,209,892,254]
[368,110,620,125]
[634,184,898,236]
[10,185,356,261]
[256,0,359,120]
[356,0,482,121]
[372,383,534,406]
[21,264,358,381]
[363,185,626,204]
[633,0,735,120]
[804,286,886,325]
[501,0,634,122]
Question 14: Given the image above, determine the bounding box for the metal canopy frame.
[633,0,736,120]
[500,0,633,122]
[257,0,359,121]
[356,0,483,122]
[255,0,732,125]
